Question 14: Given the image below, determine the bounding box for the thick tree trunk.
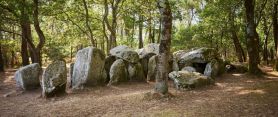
[138,15,143,49]
[20,3,30,66]
[273,2,278,70]
[154,0,172,95]
[244,0,261,74]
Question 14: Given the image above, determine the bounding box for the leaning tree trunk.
[154,0,172,95]
[244,0,261,74]
[230,11,246,62]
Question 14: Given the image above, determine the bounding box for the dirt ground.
[1,66,278,117]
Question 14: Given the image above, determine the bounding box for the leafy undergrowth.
[0,67,278,117]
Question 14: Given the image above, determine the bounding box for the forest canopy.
[0,0,277,75]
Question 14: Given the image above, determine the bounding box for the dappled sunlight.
[237,89,265,95]
[232,73,244,77]
[4,75,15,84]
[245,80,255,83]
[224,86,244,92]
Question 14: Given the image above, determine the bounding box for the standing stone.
[204,59,220,78]
[14,63,40,90]
[169,71,213,90]
[128,63,145,81]
[72,47,106,89]
[178,48,218,69]
[68,63,74,88]
[104,56,116,83]
[140,53,156,77]
[108,59,128,85]
[42,60,67,98]
[147,55,158,81]
[172,57,179,71]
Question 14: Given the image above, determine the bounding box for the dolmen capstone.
[72,47,107,89]
[14,63,41,90]
[42,60,67,97]
[107,45,145,85]
[170,48,225,90]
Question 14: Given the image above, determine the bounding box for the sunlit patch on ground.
[237,89,265,95]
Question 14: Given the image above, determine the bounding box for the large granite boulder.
[110,45,132,57]
[173,50,189,61]
[140,52,156,77]
[42,60,67,98]
[108,59,128,85]
[177,48,219,69]
[68,63,74,88]
[137,43,159,58]
[169,71,213,90]
[127,63,145,81]
[147,55,157,81]
[119,50,140,63]
[14,63,40,90]
[181,66,197,72]
[72,47,106,89]
[110,45,139,63]
[204,59,225,78]
[104,56,116,83]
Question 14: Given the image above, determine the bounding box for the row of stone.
[14,44,225,98]
[15,61,67,98]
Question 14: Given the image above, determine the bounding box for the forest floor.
[0,66,278,117]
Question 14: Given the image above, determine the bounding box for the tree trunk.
[262,16,271,64]
[230,11,246,62]
[138,15,143,49]
[157,17,162,43]
[154,0,172,95]
[102,0,110,54]
[19,2,30,66]
[32,0,45,66]
[273,2,278,70]
[0,38,4,72]
[83,0,96,47]
[244,0,261,74]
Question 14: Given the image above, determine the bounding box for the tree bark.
[31,0,45,66]
[244,0,261,74]
[229,10,246,62]
[157,17,162,43]
[19,0,30,66]
[273,2,278,70]
[154,0,172,95]
[0,36,4,72]
[138,15,143,49]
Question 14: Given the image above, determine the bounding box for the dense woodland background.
[0,0,277,74]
